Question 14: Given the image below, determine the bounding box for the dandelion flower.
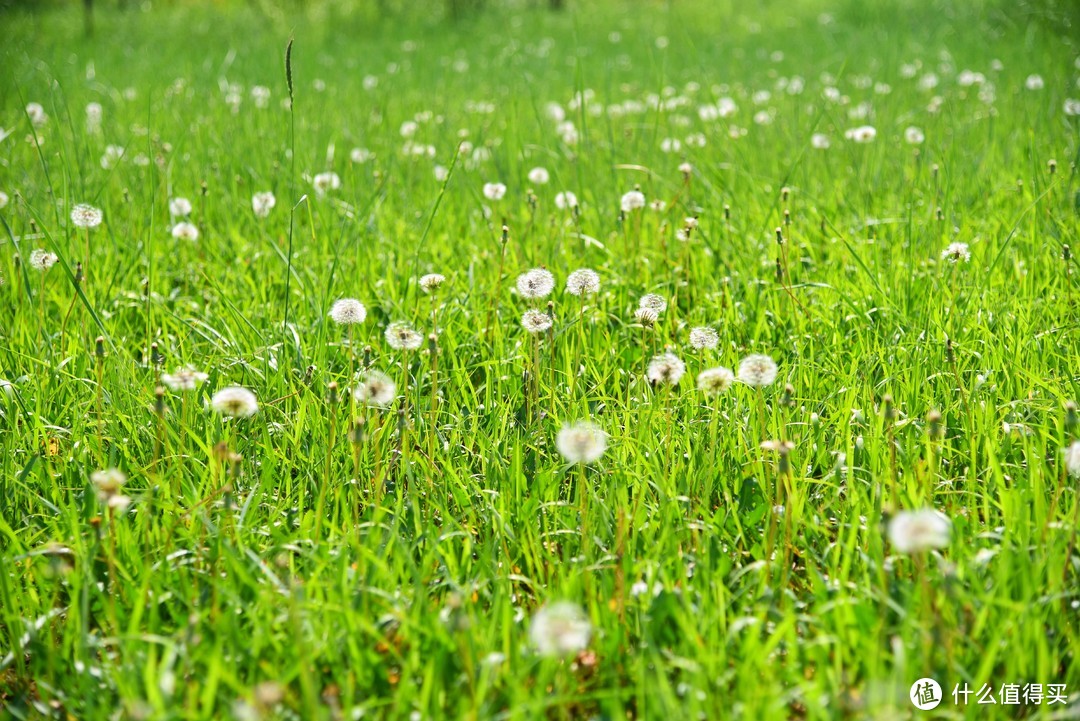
[0,191,8,209]
[171,222,199,242]
[647,352,686,386]
[419,273,446,293]
[941,242,971,263]
[689,326,719,350]
[70,204,103,229]
[483,182,507,200]
[1066,99,1080,116]
[161,367,209,392]
[565,269,600,296]
[353,370,397,407]
[620,189,646,212]
[350,148,374,164]
[678,161,693,176]
[844,125,877,143]
[26,102,48,127]
[554,191,578,210]
[521,309,552,334]
[811,133,830,149]
[638,293,667,313]
[634,307,658,326]
[516,268,556,300]
[904,126,925,145]
[528,167,550,185]
[697,366,735,395]
[252,191,276,218]
[385,322,424,350]
[210,387,259,418]
[91,468,128,508]
[529,602,592,657]
[313,172,341,195]
[1063,441,1080,479]
[1025,74,1044,90]
[887,509,952,554]
[556,421,608,464]
[169,197,193,217]
[737,354,778,387]
[329,298,367,326]
[29,249,58,271]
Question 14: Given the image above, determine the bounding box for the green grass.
[1,0,1080,718]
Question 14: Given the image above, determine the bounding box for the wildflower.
[529,602,592,657]
[419,274,446,293]
[353,370,397,407]
[168,197,192,217]
[620,188,646,212]
[638,293,667,313]
[1063,441,1080,479]
[737,354,778,387]
[811,133,830,149]
[252,191,276,218]
[328,298,367,325]
[554,191,578,210]
[521,309,552,334]
[649,200,667,212]
[171,222,199,242]
[887,509,952,554]
[482,182,507,200]
[1064,99,1080,116]
[313,172,341,195]
[385,322,424,350]
[844,125,877,143]
[70,204,103,229]
[161,367,209,392]
[697,366,735,395]
[101,145,124,169]
[1025,74,1044,90]
[29,249,58,271]
[556,421,608,464]
[350,148,374,164]
[210,387,259,418]
[689,326,719,350]
[647,352,686,386]
[91,468,130,509]
[565,269,600,296]
[433,165,449,182]
[940,242,971,263]
[678,161,693,176]
[26,102,48,127]
[516,268,556,300]
[904,126,925,145]
[634,307,658,326]
[528,167,550,185]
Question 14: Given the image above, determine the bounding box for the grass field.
[2,0,1080,718]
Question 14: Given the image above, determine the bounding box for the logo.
[911,678,943,710]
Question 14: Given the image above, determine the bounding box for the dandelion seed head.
[638,293,667,313]
[904,126,925,145]
[353,370,397,407]
[161,367,209,392]
[419,273,446,293]
[91,467,127,500]
[529,602,592,657]
[252,191,276,218]
[516,268,556,300]
[737,354,778,387]
[521,309,552,334]
[689,326,719,350]
[647,352,686,386]
[697,366,735,395]
[169,197,193,217]
[71,203,103,229]
[887,509,952,554]
[565,268,600,296]
[845,125,877,143]
[554,191,578,210]
[329,298,367,326]
[29,249,58,271]
[620,189,646,212]
[1064,441,1080,479]
[385,322,423,350]
[528,167,550,185]
[941,242,971,263]
[210,386,259,418]
[313,172,341,195]
[171,222,199,242]
[483,182,507,200]
[556,420,608,464]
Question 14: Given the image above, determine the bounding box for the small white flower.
[171,222,199,242]
[940,242,971,263]
[211,387,259,418]
[1064,99,1080,116]
[353,370,397,407]
[887,509,952,554]
[483,182,507,200]
[26,102,47,127]
[697,367,735,395]
[252,191,276,218]
[529,602,592,657]
[678,162,693,176]
[385,322,423,351]
[527,167,550,185]
[737,354,778,387]
[638,293,667,313]
[313,172,341,195]
[647,353,686,386]
[0,191,9,209]
[689,326,719,350]
[1063,441,1080,479]
[100,145,124,169]
[521,309,552,334]
[168,197,192,217]
[91,467,127,501]
[350,148,374,164]
[71,203,103,229]
[844,125,877,143]
[328,298,367,325]
[1025,74,1044,91]
[161,367,208,392]
[554,191,578,210]
[620,189,646,212]
[565,269,600,296]
[419,274,446,293]
[556,420,608,464]
[904,126,925,145]
[516,268,555,300]
[29,249,58,271]
[634,307,658,326]
[433,165,449,182]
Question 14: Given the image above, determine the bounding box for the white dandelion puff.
[353,370,397,407]
[171,222,199,242]
[634,307,658,326]
[521,309,552,334]
[210,387,259,418]
[554,191,578,210]
[252,191,276,218]
[638,293,667,313]
[940,242,971,263]
[904,126,925,145]
[689,326,719,350]
[620,189,646,212]
[329,298,367,325]
[168,197,193,217]
[887,509,952,554]
[70,204,103,229]
[516,268,556,300]
[556,421,608,464]
[91,468,127,503]
[844,125,877,143]
[385,322,424,350]
[29,249,58,271]
[565,269,600,296]
[529,602,592,657]
[161,367,209,392]
[697,366,735,395]
[647,353,686,386]
[483,182,507,200]
[1063,441,1080,479]
[313,172,341,195]
[737,354,778,387]
[527,167,550,185]
[419,273,446,293]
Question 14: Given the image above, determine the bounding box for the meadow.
[2,0,1080,718]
